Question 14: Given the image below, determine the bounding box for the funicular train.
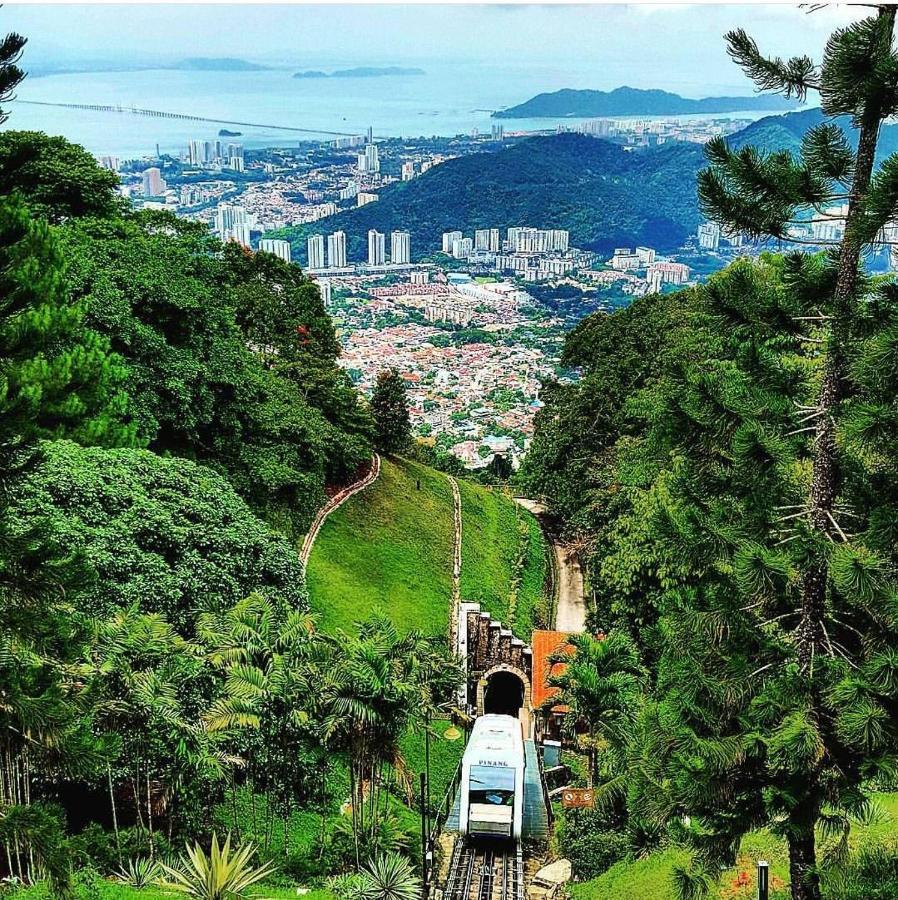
[459,714,525,841]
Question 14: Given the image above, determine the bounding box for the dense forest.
[0,27,468,898]
[520,9,898,900]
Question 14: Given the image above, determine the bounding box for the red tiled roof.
[531,629,575,712]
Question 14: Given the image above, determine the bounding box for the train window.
[469,766,515,806]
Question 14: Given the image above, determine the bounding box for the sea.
[6,61,792,159]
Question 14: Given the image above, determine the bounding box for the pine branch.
[726,28,820,100]
[801,123,856,184]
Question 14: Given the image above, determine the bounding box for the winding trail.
[514,498,587,634]
[300,453,381,568]
[448,475,463,649]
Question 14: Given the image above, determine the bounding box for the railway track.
[443,841,524,900]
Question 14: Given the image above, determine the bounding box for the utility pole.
[420,771,429,896]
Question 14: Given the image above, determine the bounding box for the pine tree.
[371,369,411,455]
[621,12,898,894]
[0,28,25,126]
[0,195,133,890]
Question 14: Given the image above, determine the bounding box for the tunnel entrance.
[483,670,526,717]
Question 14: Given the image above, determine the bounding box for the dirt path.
[300,453,381,568]
[514,497,587,634]
[448,475,462,649]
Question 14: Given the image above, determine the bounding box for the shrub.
[822,841,898,900]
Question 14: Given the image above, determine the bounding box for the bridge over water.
[14,99,366,139]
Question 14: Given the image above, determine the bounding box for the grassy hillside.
[306,457,454,635]
[571,792,898,900]
[459,480,548,640]
[278,133,704,262]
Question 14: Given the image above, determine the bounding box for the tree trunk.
[108,765,122,867]
[797,3,897,671]
[788,827,821,900]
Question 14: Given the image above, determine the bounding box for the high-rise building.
[358,143,380,174]
[366,125,374,143]
[401,161,415,181]
[142,167,166,197]
[317,278,333,307]
[307,235,326,269]
[366,143,380,173]
[368,229,386,266]
[491,124,505,142]
[214,203,247,236]
[647,261,690,285]
[451,237,473,259]
[391,231,411,264]
[442,231,463,253]
[327,231,347,268]
[339,182,359,201]
[698,222,721,250]
[357,192,379,207]
[229,156,245,173]
[187,140,204,166]
[98,155,119,172]
[410,270,429,285]
[635,246,656,267]
[475,229,500,253]
[228,223,252,248]
[259,239,292,263]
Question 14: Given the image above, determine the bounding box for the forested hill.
[281,133,706,262]
[493,85,797,119]
[727,105,898,156]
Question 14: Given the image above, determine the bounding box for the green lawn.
[571,793,898,900]
[400,718,467,809]
[305,458,454,636]
[458,480,548,640]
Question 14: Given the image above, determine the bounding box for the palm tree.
[199,594,329,855]
[89,606,224,859]
[545,632,644,796]
[320,616,456,868]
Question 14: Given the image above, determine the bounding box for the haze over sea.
[9,61,789,159]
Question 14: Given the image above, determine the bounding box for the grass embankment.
[305,457,454,635]
[570,792,898,900]
[458,480,548,640]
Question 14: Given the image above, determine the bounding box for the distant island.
[176,57,270,72]
[218,129,242,137]
[293,66,425,79]
[493,86,798,118]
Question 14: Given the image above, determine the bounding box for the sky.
[5,3,866,97]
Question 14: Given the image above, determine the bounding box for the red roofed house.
[531,630,576,742]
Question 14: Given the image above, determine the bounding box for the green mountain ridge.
[279,132,707,263]
[493,85,798,118]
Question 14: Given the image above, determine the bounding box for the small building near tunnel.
[531,629,576,743]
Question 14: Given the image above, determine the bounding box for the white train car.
[459,714,525,841]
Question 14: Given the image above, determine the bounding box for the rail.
[443,842,524,900]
